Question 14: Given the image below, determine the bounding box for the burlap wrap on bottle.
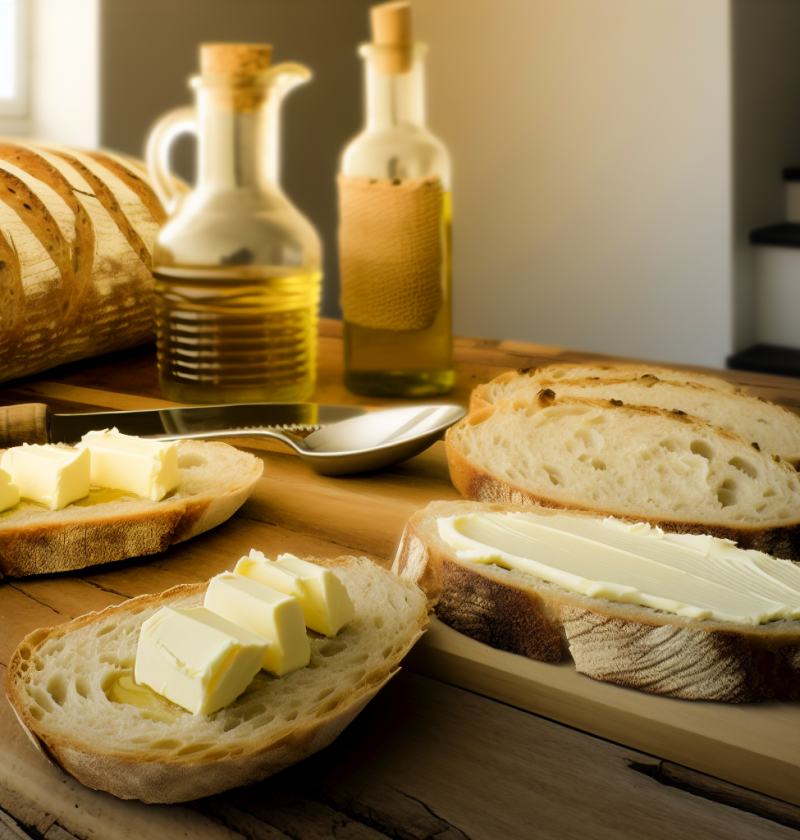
[338,174,443,331]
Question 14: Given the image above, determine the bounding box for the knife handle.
[0,403,51,448]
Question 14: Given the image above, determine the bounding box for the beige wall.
[100,0,371,318]
[416,0,734,367]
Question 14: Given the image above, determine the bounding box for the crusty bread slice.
[470,363,740,413]
[5,557,427,803]
[0,440,263,577]
[447,390,800,560]
[472,367,800,465]
[393,500,800,702]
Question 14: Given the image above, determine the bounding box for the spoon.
[154,404,466,475]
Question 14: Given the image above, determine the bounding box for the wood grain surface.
[2,319,800,838]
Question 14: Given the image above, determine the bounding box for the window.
[0,0,28,116]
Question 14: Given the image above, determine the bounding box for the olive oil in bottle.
[154,266,321,404]
[338,2,453,398]
[147,43,322,404]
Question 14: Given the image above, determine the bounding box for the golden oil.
[344,192,453,398]
[154,266,321,405]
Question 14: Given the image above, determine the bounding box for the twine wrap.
[338,174,444,331]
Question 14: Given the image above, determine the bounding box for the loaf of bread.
[0,141,166,383]
[393,500,800,702]
[0,440,262,577]
[470,362,740,412]
[5,557,427,802]
[447,389,800,561]
[471,364,800,465]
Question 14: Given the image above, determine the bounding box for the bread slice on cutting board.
[5,557,427,803]
[447,389,800,561]
[471,364,800,466]
[392,499,800,703]
[0,440,263,577]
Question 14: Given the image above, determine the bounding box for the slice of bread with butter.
[0,438,262,576]
[5,556,427,802]
[448,390,800,562]
[393,500,800,702]
[470,364,800,466]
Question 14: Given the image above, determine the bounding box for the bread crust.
[0,440,263,577]
[469,363,740,413]
[0,141,164,383]
[393,500,800,702]
[6,558,428,802]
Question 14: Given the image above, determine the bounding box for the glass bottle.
[339,2,453,398]
[147,43,322,404]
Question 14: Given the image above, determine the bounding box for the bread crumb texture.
[448,397,800,529]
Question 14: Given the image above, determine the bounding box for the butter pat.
[235,552,355,636]
[0,444,89,510]
[77,428,180,502]
[0,468,19,512]
[437,512,800,625]
[205,573,310,676]
[135,605,268,715]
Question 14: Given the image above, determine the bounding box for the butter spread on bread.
[135,605,268,715]
[236,551,355,636]
[1,443,90,510]
[77,428,180,501]
[204,572,310,676]
[438,512,800,625]
[0,467,19,512]
[394,500,800,702]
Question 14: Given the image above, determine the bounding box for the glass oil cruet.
[147,43,322,404]
[338,1,453,397]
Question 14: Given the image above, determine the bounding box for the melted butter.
[106,674,182,723]
[0,486,140,518]
[72,487,139,507]
[437,513,800,625]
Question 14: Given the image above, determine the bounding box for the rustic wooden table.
[2,320,800,840]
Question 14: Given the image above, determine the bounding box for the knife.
[0,403,366,448]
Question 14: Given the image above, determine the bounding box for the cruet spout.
[262,62,312,101]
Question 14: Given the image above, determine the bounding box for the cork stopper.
[200,43,273,76]
[370,2,413,74]
[198,43,272,112]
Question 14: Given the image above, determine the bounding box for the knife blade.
[0,403,366,448]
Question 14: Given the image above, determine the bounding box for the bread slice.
[447,390,800,561]
[5,557,427,803]
[470,362,740,413]
[472,365,800,465]
[0,440,263,577]
[393,500,800,702]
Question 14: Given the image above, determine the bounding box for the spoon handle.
[146,428,308,452]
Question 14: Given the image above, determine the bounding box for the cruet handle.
[145,106,196,213]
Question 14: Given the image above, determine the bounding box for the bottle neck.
[194,81,279,192]
[362,44,427,131]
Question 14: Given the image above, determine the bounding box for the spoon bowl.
[155,404,466,475]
